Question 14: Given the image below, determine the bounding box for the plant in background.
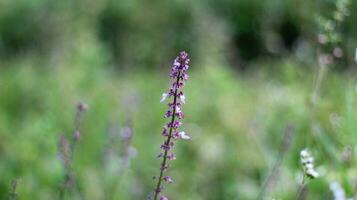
[103,120,136,173]
[118,120,137,170]
[150,51,191,200]
[259,123,295,198]
[306,1,350,197]
[317,0,351,47]
[103,120,137,200]
[312,0,351,109]
[9,178,20,200]
[58,102,88,199]
[296,149,319,200]
[329,181,354,200]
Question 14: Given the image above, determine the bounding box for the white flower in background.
[300,149,319,179]
[178,131,190,140]
[329,181,354,200]
[160,93,168,103]
[355,48,357,63]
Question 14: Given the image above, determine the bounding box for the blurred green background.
[1,0,357,199]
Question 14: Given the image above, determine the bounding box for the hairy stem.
[153,72,181,200]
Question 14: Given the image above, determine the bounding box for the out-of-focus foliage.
[1,0,356,68]
[0,0,357,199]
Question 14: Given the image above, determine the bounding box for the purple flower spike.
[152,51,191,200]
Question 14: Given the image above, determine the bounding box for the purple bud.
[162,128,169,136]
[160,144,170,151]
[167,154,176,160]
[171,121,182,129]
[172,131,180,139]
[164,110,172,118]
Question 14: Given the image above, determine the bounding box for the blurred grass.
[1,54,357,199]
[0,0,357,199]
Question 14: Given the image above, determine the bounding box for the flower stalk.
[296,149,319,200]
[58,102,88,200]
[152,51,191,200]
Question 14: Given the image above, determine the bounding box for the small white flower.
[180,94,186,104]
[330,181,348,200]
[160,93,168,103]
[300,148,319,179]
[178,131,190,140]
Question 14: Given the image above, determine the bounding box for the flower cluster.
[300,149,319,179]
[152,51,191,200]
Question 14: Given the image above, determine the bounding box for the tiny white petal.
[178,131,190,140]
[307,169,319,178]
[312,171,319,178]
[176,106,181,112]
[305,163,314,169]
[300,149,309,157]
[180,95,186,104]
[160,93,168,103]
